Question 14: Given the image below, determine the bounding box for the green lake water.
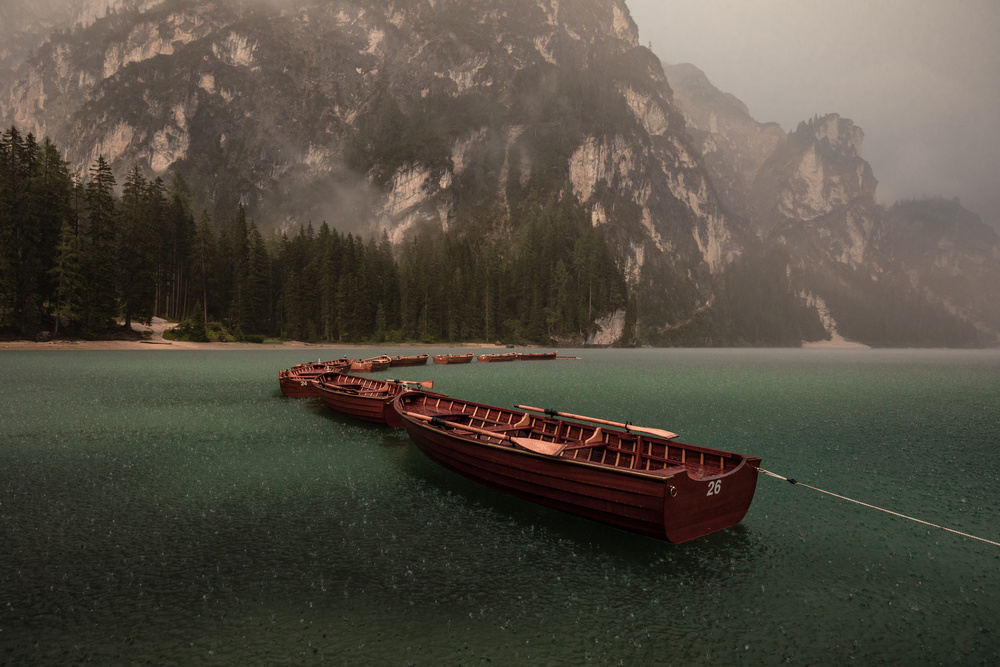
[1,348,998,664]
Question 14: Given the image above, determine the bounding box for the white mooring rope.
[757,467,1000,548]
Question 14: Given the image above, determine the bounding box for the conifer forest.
[0,126,630,345]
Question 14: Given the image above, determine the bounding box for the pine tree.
[159,174,194,321]
[49,220,84,335]
[117,167,157,330]
[190,210,216,325]
[81,156,119,335]
[244,221,269,334]
[29,138,74,330]
[219,204,249,333]
[0,127,35,332]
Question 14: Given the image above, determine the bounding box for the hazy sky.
[627,0,1000,226]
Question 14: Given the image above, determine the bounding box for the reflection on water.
[1,349,998,664]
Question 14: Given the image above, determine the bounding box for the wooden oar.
[515,405,678,440]
[403,411,565,456]
[388,379,434,389]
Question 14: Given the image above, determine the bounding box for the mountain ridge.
[2,0,997,346]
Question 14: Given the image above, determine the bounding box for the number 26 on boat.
[706,480,722,496]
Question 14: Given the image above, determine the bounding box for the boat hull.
[516,351,557,361]
[364,356,392,371]
[389,354,429,367]
[393,393,760,543]
[315,374,405,425]
[432,353,475,364]
[279,373,322,398]
[478,353,518,362]
[278,360,349,397]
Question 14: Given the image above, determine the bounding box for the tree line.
[0,126,629,344]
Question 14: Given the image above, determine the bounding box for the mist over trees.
[1,126,986,347]
[0,126,632,344]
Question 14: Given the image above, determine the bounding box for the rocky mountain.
[1,0,996,346]
[666,62,999,346]
[0,0,149,87]
[885,198,1000,338]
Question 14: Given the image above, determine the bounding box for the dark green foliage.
[812,266,984,348]
[712,246,827,346]
[169,311,210,343]
[80,156,119,336]
[155,174,197,323]
[0,126,986,347]
[347,89,493,188]
[0,129,73,334]
[655,246,827,347]
[391,196,628,345]
[117,167,158,329]
[49,219,84,335]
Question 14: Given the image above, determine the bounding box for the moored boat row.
[278,351,760,543]
[282,351,560,384]
[279,354,412,396]
[278,358,351,397]
[314,372,435,425]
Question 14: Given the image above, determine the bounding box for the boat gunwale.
[393,392,756,483]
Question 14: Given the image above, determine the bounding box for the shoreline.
[0,317,934,351]
[0,316,501,351]
[3,339,880,351]
[0,339,498,351]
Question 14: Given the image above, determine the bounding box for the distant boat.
[389,391,761,543]
[389,354,429,367]
[314,372,432,425]
[363,355,392,371]
[477,352,518,362]
[278,358,350,397]
[516,351,557,361]
[432,353,475,364]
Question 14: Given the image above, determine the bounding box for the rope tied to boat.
[756,466,1000,548]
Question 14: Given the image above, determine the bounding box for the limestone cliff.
[663,62,784,221]
[667,62,997,345]
[1,0,751,345]
[2,2,994,346]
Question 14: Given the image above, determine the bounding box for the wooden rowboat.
[278,359,350,397]
[389,391,761,543]
[389,354,429,367]
[432,353,475,364]
[516,351,557,361]
[314,372,432,425]
[478,352,518,362]
[364,355,392,371]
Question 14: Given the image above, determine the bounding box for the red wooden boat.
[278,359,350,397]
[389,354,429,367]
[314,372,433,425]
[478,352,518,362]
[516,351,557,361]
[432,353,475,364]
[364,355,392,371]
[389,391,761,543]
[349,359,372,372]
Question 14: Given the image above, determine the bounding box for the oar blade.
[629,425,679,440]
[389,379,435,389]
